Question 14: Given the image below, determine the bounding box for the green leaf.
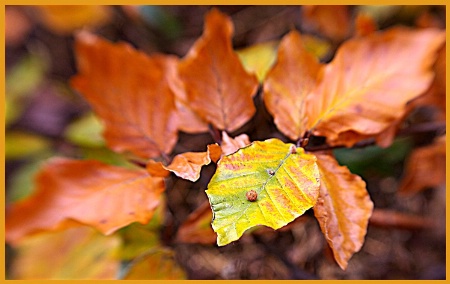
[5,131,52,160]
[206,138,320,246]
[64,112,105,147]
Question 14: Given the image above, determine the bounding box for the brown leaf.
[71,31,179,159]
[177,8,259,132]
[220,131,250,156]
[398,135,445,195]
[175,200,216,244]
[10,226,120,279]
[305,27,445,147]
[313,152,374,270]
[263,30,323,140]
[146,144,222,182]
[6,158,165,245]
[301,5,351,42]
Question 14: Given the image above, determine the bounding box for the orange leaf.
[6,158,165,245]
[313,152,373,270]
[305,27,445,147]
[220,131,250,156]
[177,8,259,132]
[71,31,179,159]
[398,135,446,195]
[301,5,351,42]
[176,200,216,245]
[354,12,377,37]
[263,30,323,140]
[146,144,222,182]
[10,226,120,279]
[34,5,111,35]
[165,58,209,133]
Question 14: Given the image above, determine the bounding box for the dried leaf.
[398,136,445,195]
[71,31,179,159]
[33,5,111,34]
[6,158,165,245]
[146,144,221,182]
[313,152,374,270]
[305,27,445,147]
[10,226,120,279]
[122,248,186,279]
[221,131,251,156]
[176,200,216,245]
[263,30,323,140]
[206,139,320,246]
[301,5,351,42]
[177,8,259,132]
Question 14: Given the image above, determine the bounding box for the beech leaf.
[177,8,259,132]
[398,135,446,195]
[146,144,221,182]
[175,200,216,245]
[206,139,320,246]
[71,31,179,159]
[263,30,323,140]
[305,27,445,147]
[6,158,165,245]
[313,152,374,270]
[220,131,251,156]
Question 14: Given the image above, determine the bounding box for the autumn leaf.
[220,131,251,156]
[301,5,351,42]
[305,27,445,147]
[146,144,221,182]
[6,158,165,245]
[176,200,216,245]
[10,226,120,279]
[263,30,323,140]
[398,135,445,195]
[71,31,179,159]
[206,139,320,246]
[177,8,259,132]
[33,5,111,35]
[354,12,377,37]
[313,152,373,270]
[122,248,186,279]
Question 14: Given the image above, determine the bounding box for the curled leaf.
[146,144,222,182]
[313,152,374,270]
[206,139,320,246]
[177,8,259,132]
[71,31,179,159]
[6,158,165,245]
[220,131,251,156]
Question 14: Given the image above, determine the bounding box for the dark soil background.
[5,5,446,279]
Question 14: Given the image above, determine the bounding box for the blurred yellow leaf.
[10,226,120,279]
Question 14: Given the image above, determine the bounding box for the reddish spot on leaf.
[177,8,259,132]
[6,158,165,245]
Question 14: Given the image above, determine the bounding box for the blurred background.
[5,5,446,279]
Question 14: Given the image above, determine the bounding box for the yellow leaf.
[236,40,278,82]
[313,152,373,270]
[206,139,320,246]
